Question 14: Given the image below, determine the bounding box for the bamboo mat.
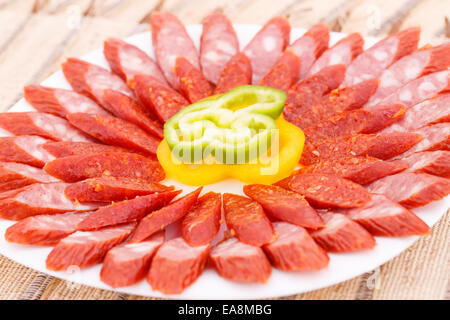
[0,0,449,300]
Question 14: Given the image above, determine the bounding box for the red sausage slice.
[338,194,429,237]
[223,193,276,246]
[44,152,164,183]
[307,33,364,76]
[62,58,134,108]
[150,12,199,90]
[403,151,450,178]
[77,190,180,231]
[103,38,167,87]
[297,157,408,185]
[288,173,371,208]
[214,52,252,94]
[343,27,420,86]
[102,90,163,138]
[24,85,109,117]
[67,113,160,156]
[400,123,450,156]
[65,176,174,203]
[259,49,301,91]
[175,57,214,103]
[310,212,376,252]
[263,222,329,271]
[0,136,54,168]
[147,237,210,294]
[243,184,324,229]
[244,17,291,84]
[0,112,95,142]
[200,12,239,84]
[181,192,222,246]
[133,74,189,122]
[46,222,136,271]
[366,43,450,106]
[5,211,92,245]
[100,231,165,288]
[210,237,271,283]
[130,188,202,243]
[0,182,100,220]
[366,172,450,208]
[0,161,59,192]
[289,23,329,80]
[42,141,131,158]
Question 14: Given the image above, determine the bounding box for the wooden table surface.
[0,0,448,300]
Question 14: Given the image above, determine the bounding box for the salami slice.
[133,74,189,123]
[283,64,346,123]
[77,190,180,231]
[181,192,222,246]
[0,112,95,142]
[243,184,324,229]
[366,172,450,208]
[310,212,376,252]
[304,103,406,144]
[67,113,160,156]
[100,231,165,288]
[222,193,276,246]
[0,136,54,168]
[65,176,174,203]
[130,188,202,243]
[147,237,210,294]
[46,222,136,271]
[373,70,450,108]
[244,17,291,84]
[102,90,163,138]
[288,23,329,80]
[343,27,420,86]
[42,141,130,158]
[366,43,450,106]
[200,12,239,84]
[44,152,165,183]
[214,52,252,94]
[62,58,134,108]
[263,222,329,271]
[307,33,364,76]
[0,161,59,192]
[150,12,199,89]
[24,85,109,117]
[103,38,167,87]
[399,123,450,156]
[258,49,301,91]
[5,211,92,245]
[301,132,422,165]
[210,237,271,283]
[288,173,371,208]
[175,57,214,103]
[403,151,450,178]
[338,194,429,237]
[0,182,99,220]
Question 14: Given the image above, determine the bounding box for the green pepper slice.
[164,85,286,164]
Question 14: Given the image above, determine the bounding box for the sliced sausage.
[130,188,202,243]
[403,151,450,178]
[42,141,131,158]
[147,237,210,294]
[399,123,450,157]
[175,56,214,103]
[243,184,324,229]
[214,52,252,94]
[263,222,329,271]
[77,190,180,231]
[5,211,92,245]
[100,231,165,288]
[366,172,450,208]
[44,152,164,182]
[259,49,301,91]
[24,85,109,117]
[0,136,54,168]
[222,193,276,246]
[181,192,222,246]
[46,222,136,271]
[0,161,59,192]
[210,237,271,283]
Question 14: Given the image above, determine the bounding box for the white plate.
[0,25,448,300]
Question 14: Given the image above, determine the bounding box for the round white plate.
[0,25,448,300]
